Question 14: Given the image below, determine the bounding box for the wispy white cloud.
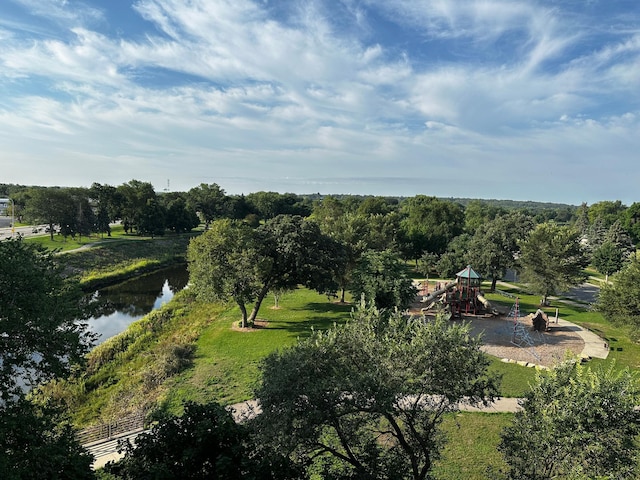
[0,0,638,203]
[11,0,103,25]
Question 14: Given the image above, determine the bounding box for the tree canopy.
[254,304,499,480]
[467,212,534,291]
[500,360,640,479]
[188,215,342,327]
[518,222,588,305]
[0,238,93,401]
[597,258,640,331]
[0,238,94,478]
[400,195,465,260]
[349,249,417,310]
[103,401,299,480]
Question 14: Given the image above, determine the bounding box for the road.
[0,223,49,239]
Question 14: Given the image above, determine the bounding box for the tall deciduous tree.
[588,200,626,229]
[313,211,369,303]
[499,360,640,479]
[622,202,640,245]
[255,305,499,480]
[0,238,93,401]
[187,183,228,229]
[436,233,472,279]
[188,215,342,327]
[399,195,465,261]
[592,240,626,282]
[188,219,261,328]
[467,212,534,291]
[117,179,157,234]
[0,238,94,478]
[518,222,588,305]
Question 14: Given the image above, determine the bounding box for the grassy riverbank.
[40,227,197,288]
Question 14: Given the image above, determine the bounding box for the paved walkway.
[85,429,144,470]
[555,317,609,360]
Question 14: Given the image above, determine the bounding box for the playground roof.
[455,265,481,279]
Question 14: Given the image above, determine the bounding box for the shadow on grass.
[268,302,353,338]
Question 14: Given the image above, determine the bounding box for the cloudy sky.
[1,1,639,205]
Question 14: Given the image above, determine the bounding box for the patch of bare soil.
[231,319,269,332]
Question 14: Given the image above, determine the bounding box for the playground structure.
[421,265,498,317]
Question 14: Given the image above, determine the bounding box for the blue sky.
[1,0,639,205]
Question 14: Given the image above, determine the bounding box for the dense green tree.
[499,360,640,479]
[356,196,397,216]
[187,183,228,228]
[24,187,76,240]
[596,258,640,330]
[417,251,439,281]
[574,202,590,236]
[61,187,95,240]
[189,215,341,327]
[0,238,94,478]
[436,233,472,279]
[399,195,465,261]
[365,211,403,252]
[604,220,634,255]
[588,200,627,229]
[467,212,534,291]
[313,211,369,303]
[104,401,299,480]
[255,305,499,480]
[116,180,157,234]
[90,183,122,237]
[0,238,93,401]
[164,196,199,233]
[137,197,166,237]
[586,216,608,253]
[592,241,627,282]
[311,195,346,223]
[188,219,261,328]
[622,202,640,245]
[0,399,94,479]
[246,191,310,220]
[349,249,417,310]
[463,199,506,234]
[518,222,588,305]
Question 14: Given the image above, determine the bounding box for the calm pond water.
[86,264,189,344]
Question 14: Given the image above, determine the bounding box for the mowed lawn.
[162,289,354,410]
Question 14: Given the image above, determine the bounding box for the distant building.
[0,198,10,216]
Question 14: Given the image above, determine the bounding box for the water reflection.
[86,264,188,344]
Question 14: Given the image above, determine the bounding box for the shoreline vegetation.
[26,225,196,289]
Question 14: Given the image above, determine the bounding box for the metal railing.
[77,410,146,446]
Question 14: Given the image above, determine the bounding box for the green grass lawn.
[161,289,354,412]
[433,412,512,480]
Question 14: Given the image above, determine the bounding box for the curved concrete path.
[555,317,609,360]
